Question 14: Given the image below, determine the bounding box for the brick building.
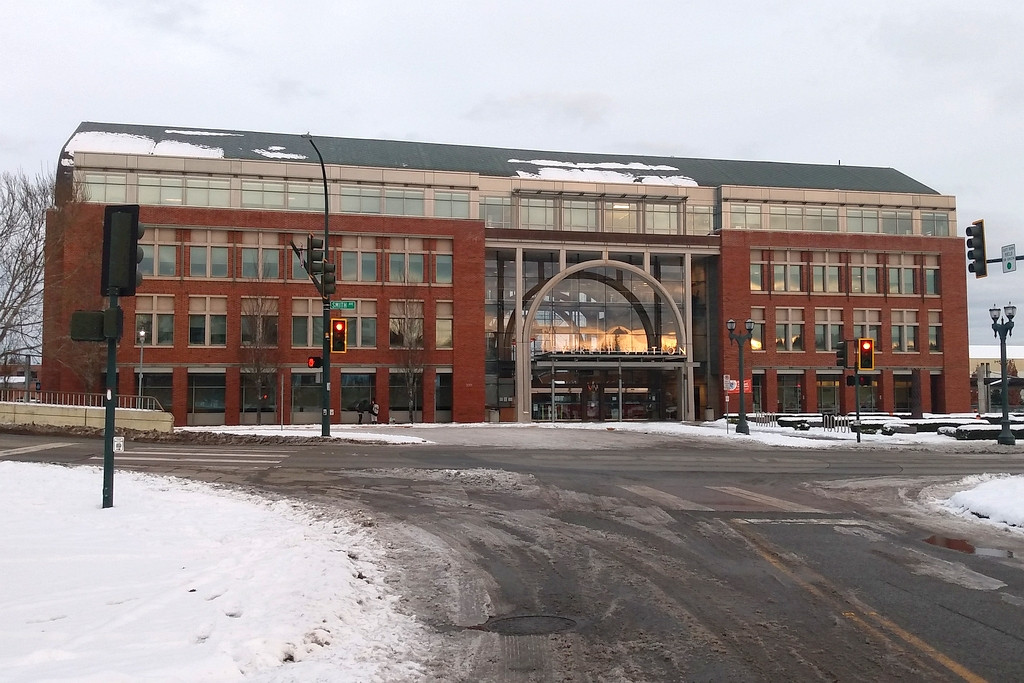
[42,122,970,425]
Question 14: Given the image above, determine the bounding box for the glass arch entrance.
[514,259,696,422]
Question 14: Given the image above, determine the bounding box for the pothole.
[473,614,577,636]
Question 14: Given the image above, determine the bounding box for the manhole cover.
[476,615,577,636]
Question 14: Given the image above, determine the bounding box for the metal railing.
[0,388,164,411]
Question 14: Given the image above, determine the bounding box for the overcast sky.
[4,1,1021,343]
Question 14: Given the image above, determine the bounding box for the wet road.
[5,431,1024,681]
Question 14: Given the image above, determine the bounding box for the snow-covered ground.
[2,419,1024,681]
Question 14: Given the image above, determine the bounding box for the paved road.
[4,429,1024,681]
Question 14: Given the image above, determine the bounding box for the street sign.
[329,300,356,310]
[1002,244,1017,273]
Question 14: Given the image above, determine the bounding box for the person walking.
[369,399,379,424]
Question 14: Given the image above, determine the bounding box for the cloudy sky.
[4,1,1022,342]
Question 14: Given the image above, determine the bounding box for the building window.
[436,301,454,349]
[341,373,375,412]
[435,372,453,412]
[811,252,841,293]
[340,186,382,214]
[645,203,679,234]
[751,307,766,351]
[337,235,378,282]
[749,264,765,290]
[134,295,175,346]
[853,309,882,347]
[814,309,844,351]
[481,196,512,228]
[770,205,838,232]
[239,233,281,280]
[849,253,880,294]
[924,255,940,295]
[286,182,325,211]
[891,309,919,351]
[189,296,227,346]
[387,238,425,283]
[240,298,278,346]
[928,310,942,351]
[775,307,804,351]
[729,203,762,229]
[290,298,325,348]
[434,191,470,218]
[188,373,225,414]
[140,227,177,277]
[881,210,913,235]
[563,200,598,232]
[520,197,556,229]
[772,251,802,292]
[189,229,230,278]
[241,180,285,208]
[846,209,879,233]
[184,178,231,207]
[686,205,714,235]
[389,300,424,348]
[604,201,638,233]
[341,250,379,282]
[139,175,184,205]
[83,173,127,203]
[435,254,453,284]
[887,254,917,294]
[921,212,950,237]
[384,188,425,216]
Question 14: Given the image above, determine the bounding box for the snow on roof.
[510,158,697,187]
[65,131,225,160]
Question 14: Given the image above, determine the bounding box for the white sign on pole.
[1002,244,1017,273]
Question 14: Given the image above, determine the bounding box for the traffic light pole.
[305,134,332,438]
[854,366,862,444]
[102,290,119,508]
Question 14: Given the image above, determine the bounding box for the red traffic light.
[857,338,875,371]
[331,318,347,353]
[307,356,323,368]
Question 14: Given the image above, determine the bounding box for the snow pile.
[0,462,425,682]
[941,474,1024,529]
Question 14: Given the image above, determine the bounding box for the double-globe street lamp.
[727,318,755,435]
[989,303,1017,446]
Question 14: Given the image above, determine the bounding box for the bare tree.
[0,171,53,366]
[389,296,424,423]
[239,291,281,425]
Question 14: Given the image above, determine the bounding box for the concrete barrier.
[0,401,173,433]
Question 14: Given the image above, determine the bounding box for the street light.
[302,133,331,438]
[989,303,1016,445]
[137,328,146,399]
[727,318,755,435]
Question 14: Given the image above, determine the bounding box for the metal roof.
[63,121,939,195]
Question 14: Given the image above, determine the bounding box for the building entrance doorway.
[530,353,683,421]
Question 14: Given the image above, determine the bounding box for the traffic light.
[835,340,848,368]
[330,318,347,353]
[101,205,145,296]
[306,233,337,297]
[857,338,875,371]
[966,219,988,278]
[307,356,323,369]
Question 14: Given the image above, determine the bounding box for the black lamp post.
[727,318,755,435]
[303,133,332,438]
[989,303,1016,445]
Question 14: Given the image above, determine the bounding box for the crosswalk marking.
[708,486,825,513]
[0,443,74,458]
[86,448,289,468]
[619,484,714,510]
